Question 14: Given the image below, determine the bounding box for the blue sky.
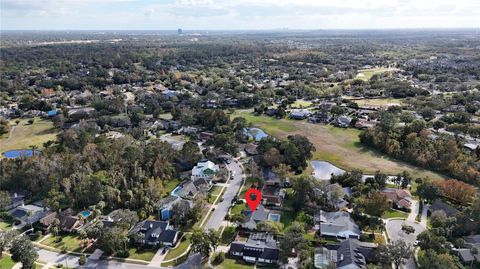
[1,0,479,30]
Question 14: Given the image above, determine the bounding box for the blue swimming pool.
[80,210,92,218]
[268,213,281,222]
[171,186,183,197]
[2,149,41,159]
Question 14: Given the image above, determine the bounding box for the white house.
[191,160,219,181]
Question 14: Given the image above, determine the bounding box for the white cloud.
[1,0,479,30]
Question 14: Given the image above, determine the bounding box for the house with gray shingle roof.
[241,205,281,230]
[315,239,377,269]
[229,233,280,265]
[314,211,361,239]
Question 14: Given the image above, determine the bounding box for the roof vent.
[340,254,344,261]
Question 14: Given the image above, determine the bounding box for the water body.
[311,160,399,183]
[311,161,346,180]
[244,128,269,141]
[2,149,41,159]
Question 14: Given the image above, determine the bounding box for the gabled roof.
[429,200,460,217]
[230,233,280,261]
[158,229,180,244]
[61,216,79,231]
[242,205,280,230]
[192,161,219,176]
[335,239,376,268]
[317,211,361,237]
[39,212,57,227]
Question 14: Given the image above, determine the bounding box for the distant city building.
[177,28,183,35]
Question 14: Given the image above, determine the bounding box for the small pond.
[311,160,399,183]
[311,161,346,180]
[244,128,269,141]
[2,149,41,159]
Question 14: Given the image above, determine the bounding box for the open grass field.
[232,109,446,180]
[0,117,58,153]
[127,247,156,261]
[290,100,313,108]
[42,235,83,252]
[356,67,397,81]
[352,98,405,108]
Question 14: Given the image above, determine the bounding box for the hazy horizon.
[1,0,479,31]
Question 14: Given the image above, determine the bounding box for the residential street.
[35,247,202,269]
[205,157,244,230]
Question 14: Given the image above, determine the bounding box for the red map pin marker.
[245,188,262,213]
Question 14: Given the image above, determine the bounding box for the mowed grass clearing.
[0,117,58,153]
[355,67,397,81]
[290,100,313,108]
[352,98,405,108]
[231,109,446,180]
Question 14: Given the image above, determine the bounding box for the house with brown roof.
[37,208,81,233]
[40,88,56,98]
[380,188,412,210]
[261,185,285,207]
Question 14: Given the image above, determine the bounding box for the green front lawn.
[221,226,237,245]
[0,256,16,269]
[290,100,313,108]
[210,186,223,196]
[382,209,408,219]
[164,233,191,261]
[127,247,157,261]
[216,258,254,269]
[230,203,247,215]
[42,234,83,252]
